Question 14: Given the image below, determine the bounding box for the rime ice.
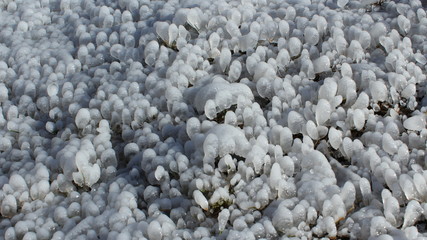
[403,115,426,131]
[0,0,426,239]
[313,56,331,74]
[316,99,332,126]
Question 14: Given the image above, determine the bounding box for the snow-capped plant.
[155,22,178,47]
[186,8,204,32]
[288,37,302,58]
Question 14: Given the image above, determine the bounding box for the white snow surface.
[0,0,427,239]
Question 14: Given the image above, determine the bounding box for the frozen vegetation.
[0,0,427,239]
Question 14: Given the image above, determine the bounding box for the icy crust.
[0,0,427,239]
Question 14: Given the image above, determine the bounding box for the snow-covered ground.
[0,0,427,239]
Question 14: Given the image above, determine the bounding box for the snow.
[318,78,337,101]
[186,8,202,31]
[304,27,319,46]
[315,99,332,126]
[1,195,17,217]
[218,209,230,233]
[272,205,293,233]
[400,174,418,201]
[403,115,426,131]
[269,163,282,189]
[288,111,305,134]
[413,173,427,201]
[239,32,258,52]
[9,174,27,192]
[193,190,209,211]
[328,127,342,150]
[306,120,319,140]
[414,52,427,65]
[360,177,372,205]
[253,62,276,82]
[348,40,364,62]
[352,92,370,109]
[75,108,91,129]
[228,60,242,82]
[337,0,349,8]
[192,80,254,114]
[341,181,356,210]
[353,109,366,131]
[278,20,290,38]
[397,15,411,35]
[0,0,426,239]
[382,133,398,155]
[219,47,231,73]
[370,81,388,102]
[147,221,163,240]
[288,37,302,58]
[402,200,423,229]
[256,77,273,99]
[155,22,178,47]
[401,83,416,99]
[276,49,291,70]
